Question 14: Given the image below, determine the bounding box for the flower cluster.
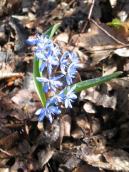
[27,34,79,122]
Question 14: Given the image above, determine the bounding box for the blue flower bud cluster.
[27,34,79,123]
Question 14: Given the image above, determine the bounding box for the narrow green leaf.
[33,56,46,106]
[49,23,61,38]
[72,71,122,93]
[44,23,61,38]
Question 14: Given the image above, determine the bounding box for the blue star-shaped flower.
[60,51,70,74]
[48,91,65,105]
[35,101,61,123]
[26,34,52,46]
[37,75,63,93]
[68,51,79,64]
[40,50,59,74]
[64,86,77,108]
[65,63,78,85]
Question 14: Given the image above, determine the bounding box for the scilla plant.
[27,24,122,123]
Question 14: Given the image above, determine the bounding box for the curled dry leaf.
[60,114,71,137]
[83,101,96,114]
[79,143,129,171]
[80,86,117,110]
[38,146,55,168]
[71,128,84,139]
[75,116,90,132]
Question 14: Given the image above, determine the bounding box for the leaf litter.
[0,0,129,171]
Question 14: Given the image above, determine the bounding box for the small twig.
[88,0,95,20]
[91,19,128,46]
[82,0,95,32]
[85,44,129,52]
[0,148,13,157]
[71,0,95,49]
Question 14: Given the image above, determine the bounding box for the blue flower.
[65,63,78,85]
[48,91,65,105]
[35,101,61,123]
[35,42,54,60]
[60,51,70,74]
[37,75,63,93]
[28,33,80,122]
[59,51,79,74]
[68,51,79,64]
[64,86,77,108]
[26,34,52,46]
[51,43,61,57]
[36,34,52,48]
[39,50,59,75]
[32,37,61,75]
[26,37,39,45]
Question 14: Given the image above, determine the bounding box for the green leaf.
[71,71,122,93]
[33,23,61,107]
[107,18,122,29]
[33,57,46,106]
[49,23,61,38]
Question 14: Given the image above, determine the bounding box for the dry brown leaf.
[80,86,117,110]
[54,32,69,44]
[71,128,84,139]
[75,116,90,132]
[0,0,21,17]
[73,164,100,172]
[38,147,55,168]
[72,22,128,49]
[106,77,129,118]
[0,131,20,150]
[103,149,129,171]
[79,140,129,171]
[60,114,71,137]
[0,91,29,121]
[71,22,128,64]
[11,89,40,117]
[83,101,96,114]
